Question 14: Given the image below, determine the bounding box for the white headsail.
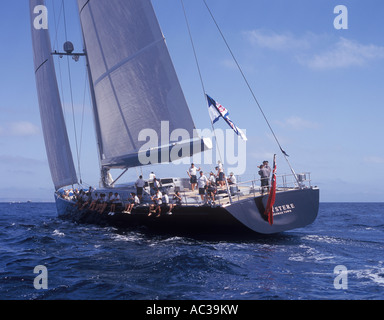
[77,0,211,169]
[30,0,78,190]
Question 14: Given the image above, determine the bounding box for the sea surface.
[0,202,383,300]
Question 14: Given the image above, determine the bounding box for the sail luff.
[82,30,105,166]
[30,0,78,190]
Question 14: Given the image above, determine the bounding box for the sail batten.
[30,0,78,190]
[34,58,49,73]
[78,0,208,169]
[93,38,165,87]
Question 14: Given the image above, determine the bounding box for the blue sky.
[0,0,383,202]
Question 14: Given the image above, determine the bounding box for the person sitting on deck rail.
[161,191,170,215]
[75,190,85,209]
[167,191,182,215]
[148,188,162,217]
[65,189,74,201]
[73,189,80,200]
[108,192,121,215]
[80,191,92,210]
[61,189,70,200]
[97,192,111,214]
[227,172,237,185]
[123,193,140,214]
[95,193,105,213]
[88,192,100,211]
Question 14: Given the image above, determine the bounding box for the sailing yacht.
[30,0,319,237]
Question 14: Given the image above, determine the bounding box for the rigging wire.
[78,70,89,166]
[51,0,67,124]
[180,0,225,168]
[180,0,206,96]
[201,0,299,182]
[51,0,63,50]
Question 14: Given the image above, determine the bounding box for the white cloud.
[244,29,310,51]
[300,37,384,69]
[0,121,40,137]
[244,29,384,70]
[277,116,319,130]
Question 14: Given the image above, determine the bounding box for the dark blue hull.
[55,187,319,238]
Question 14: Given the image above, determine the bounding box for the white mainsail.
[78,0,210,169]
[30,0,78,190]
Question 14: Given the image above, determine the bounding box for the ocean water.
[0,202,383,301]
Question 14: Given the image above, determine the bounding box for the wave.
[302,234,345,245]
[350,266,384,287]
[52,230,65,237]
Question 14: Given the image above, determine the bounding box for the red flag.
[265,155,277,225]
